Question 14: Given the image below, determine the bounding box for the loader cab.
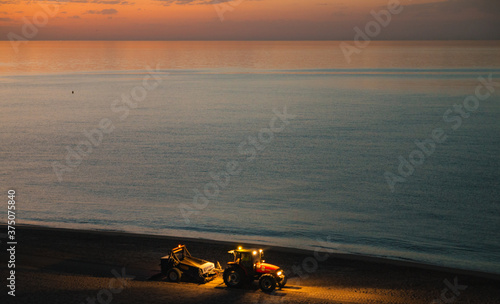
[171,244,189,262]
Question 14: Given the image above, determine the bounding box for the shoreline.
[7,223,500,281]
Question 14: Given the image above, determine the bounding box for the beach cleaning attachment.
[160,244,220,283]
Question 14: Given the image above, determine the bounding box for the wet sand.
[1,225,499,303]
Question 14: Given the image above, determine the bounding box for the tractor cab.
[228,247,265,271]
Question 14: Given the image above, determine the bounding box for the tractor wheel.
[166,268,182,282]
[279,275,287,288]
[259,274,276,293]
[223,267,245,288]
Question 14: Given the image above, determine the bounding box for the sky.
[0,0,499,40]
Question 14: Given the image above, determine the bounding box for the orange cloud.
[85,8,118,14]
[0,0,498,40]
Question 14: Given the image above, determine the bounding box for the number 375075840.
[7,190,16,241]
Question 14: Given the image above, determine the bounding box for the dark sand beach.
[1,225,499,304]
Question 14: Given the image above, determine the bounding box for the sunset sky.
[1,0,499,40]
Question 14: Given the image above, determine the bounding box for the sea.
[1,41,499,275]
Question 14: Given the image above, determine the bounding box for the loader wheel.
[166,268,182,282]
[223,267,245,288]
[259,274,276,293]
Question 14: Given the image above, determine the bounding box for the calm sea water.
[1,41,499,274]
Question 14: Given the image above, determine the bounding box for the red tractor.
[223,247,287,292]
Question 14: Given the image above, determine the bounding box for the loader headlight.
[277,271,282,276]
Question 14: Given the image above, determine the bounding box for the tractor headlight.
[277,271,282,276]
